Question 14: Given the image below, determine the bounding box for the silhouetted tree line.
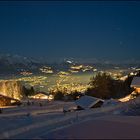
[86,72,137,99]
[52,89,83,101]
[22,86,35,97]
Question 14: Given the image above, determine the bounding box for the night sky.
[0,1,140,61]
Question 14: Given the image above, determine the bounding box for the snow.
[45,115,140,139]
[0,97,140,139]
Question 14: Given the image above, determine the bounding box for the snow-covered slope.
[1,96,140,139]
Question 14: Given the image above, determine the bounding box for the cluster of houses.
[0,77,140,111]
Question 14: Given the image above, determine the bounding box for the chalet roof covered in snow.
[75,95,104,110]
[131,77,140,88]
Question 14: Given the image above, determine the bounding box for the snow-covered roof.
[75,95,104,110]
[131,77,140,88]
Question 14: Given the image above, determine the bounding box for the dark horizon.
[0,1,140,61]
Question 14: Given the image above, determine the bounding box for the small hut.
[75,95,104,110]
[0,94,21,106]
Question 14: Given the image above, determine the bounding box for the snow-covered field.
[46,115,140,139]
[0,98,140,139]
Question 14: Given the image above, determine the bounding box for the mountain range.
[0,54,140,76]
